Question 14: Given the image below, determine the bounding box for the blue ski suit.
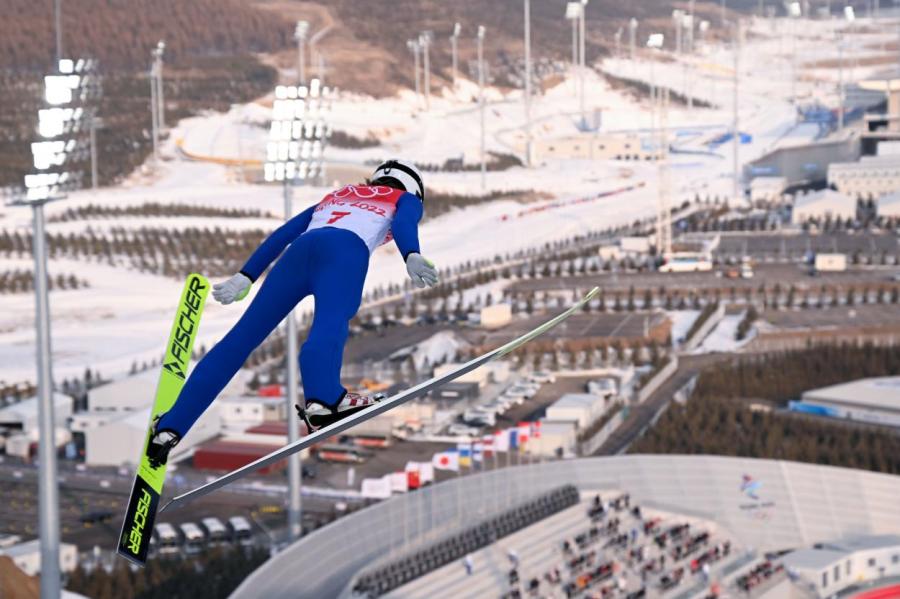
[158,185,424,437]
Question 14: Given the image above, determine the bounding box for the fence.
[577,409,626,456]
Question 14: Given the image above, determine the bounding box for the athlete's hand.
[406,253,438,288]
[212,273,252,305]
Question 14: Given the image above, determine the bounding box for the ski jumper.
[158,185,424,437]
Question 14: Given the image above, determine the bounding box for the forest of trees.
[65,546,269,599]
[632,343,900,475]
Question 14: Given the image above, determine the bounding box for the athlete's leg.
[158,237,313,436]
[299,228,369,405]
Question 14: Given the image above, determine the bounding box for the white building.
[532,132,658,163]
[544,394,606,429]
[828,155,900,198]
[219,395,288,431]
[531,420,577,458]
[782,535,900,596]
[0,393,73,434]
[877,191,900,218]
[794,377,900,427]
[791,189,857,224]
[750,176,788,203]
[74,404,221,466]
[88,367,253,412]
[0,539,78,576]
[433,363,489,388]
[479,304,511,329]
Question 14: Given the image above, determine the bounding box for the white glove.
[406,253,439,288]
[212,273,252,305]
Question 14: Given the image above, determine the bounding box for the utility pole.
[420,31,432,110]
[838,32,845,130]
[524,0,533,166]
[579,0,589,129]
[450,23,461,87]
[154,42,166,131]
[283,180,302,541]
[733,20,742,206]
[295,21,309,85]
[150,57,159,166]
[478,26,487,191]
[629,18,638,61]
[54,0,63,63]
[90,117,102,189]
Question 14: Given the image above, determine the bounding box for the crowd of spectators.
[735,559,784,593]
[352,486,580,598]
[499,492,740,599]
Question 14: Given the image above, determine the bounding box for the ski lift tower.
[6,57,99,599]
[263,79,332,541]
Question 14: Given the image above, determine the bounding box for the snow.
[666,310,701,348]
[693,312,755,354]
[407,331,469,371]
[0,12,882,386]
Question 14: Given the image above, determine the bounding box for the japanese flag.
[432,450,460,472]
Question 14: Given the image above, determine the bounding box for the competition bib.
[307,185,403,253]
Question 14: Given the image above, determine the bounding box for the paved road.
[594,354,733,456]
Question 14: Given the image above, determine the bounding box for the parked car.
[180,522,206,555]
[463,408,496,427]
[447,423,481,437]
[529,371,556,384]
[201,517,229,546]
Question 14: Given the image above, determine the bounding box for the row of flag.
[359,422,541,499]
[432,421,541,472]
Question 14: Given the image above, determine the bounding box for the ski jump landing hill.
[229,454,900,598]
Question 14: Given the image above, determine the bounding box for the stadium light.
[450,23,461,87]
[565,3,581,69]
[263,79,333,541]
[7,55,99,599]
[295,21,310,85]
[523,0,533,165]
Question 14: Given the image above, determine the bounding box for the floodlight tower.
[614,28,623,57]
[733,20,743,206]
[788,2,801,112]
[450,23,461,87]
[646,34,671,259]
[565,4,578,67]
[295,21,310,85]
[407,39,422,105]
[478,25,487,191]
[524,0,533,166]
[579,0,589,128]
[420,31,433,110]
[15,57,98,599]
[629,18,638,61]
[263,79,332,541]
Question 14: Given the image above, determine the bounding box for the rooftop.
[794,189,854,209]
[803,377,900,412]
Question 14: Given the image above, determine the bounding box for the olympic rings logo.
[332,184,394,199]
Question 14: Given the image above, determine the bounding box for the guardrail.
[636,356,679,404]
[683,303,726,352]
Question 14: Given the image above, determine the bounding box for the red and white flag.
[432,450,460,472]
[517,422,531,447]
[531,420,542,439]
[482,435,495,458]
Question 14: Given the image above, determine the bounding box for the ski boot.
[146,414,181,469]
[296,391,386,432]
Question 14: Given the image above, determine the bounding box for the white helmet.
[371,159,425,200]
